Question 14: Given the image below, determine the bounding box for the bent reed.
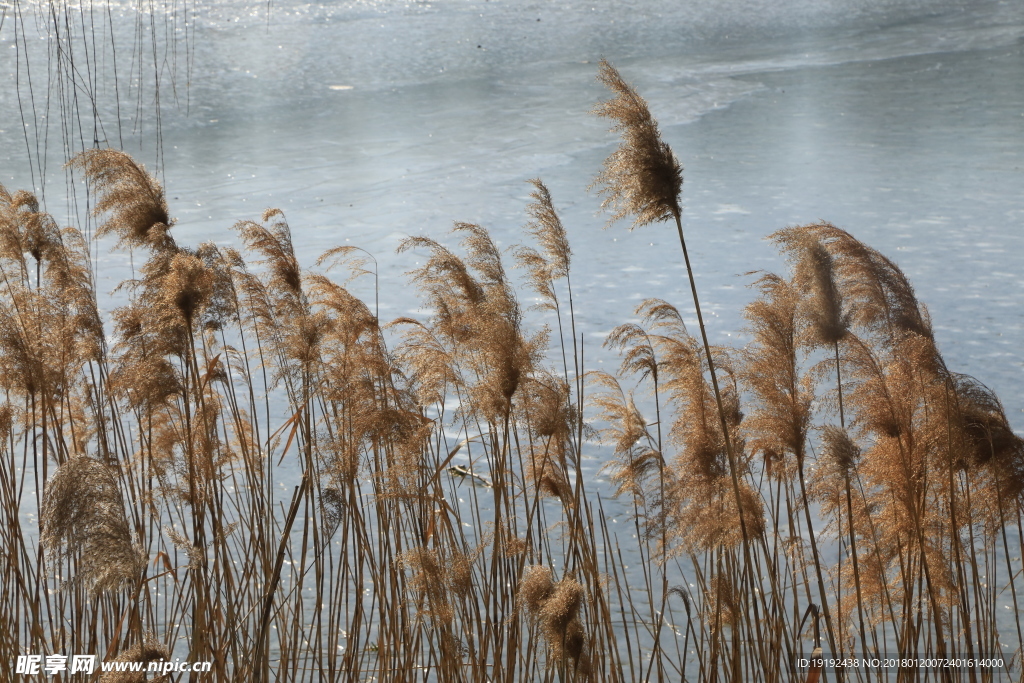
[2,62,1022,683]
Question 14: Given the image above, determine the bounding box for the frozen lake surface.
[2,0,1021,426]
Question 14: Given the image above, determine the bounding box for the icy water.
[3,0,1024,673]
[2,0,1021,417]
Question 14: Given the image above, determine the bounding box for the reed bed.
[2,59,1023,683]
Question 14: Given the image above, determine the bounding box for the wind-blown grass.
[1,62,1022,683]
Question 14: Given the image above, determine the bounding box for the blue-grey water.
[2,0,1021,415]
[3,0,1024,674]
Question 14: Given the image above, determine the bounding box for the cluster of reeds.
[590,60,1024,682]
[2,60,1022,683]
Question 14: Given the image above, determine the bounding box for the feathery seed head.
[539,576,584,637]
[952,374,1024,499]
[40,457,146,593]
[164,251,215,323]
[591,59,683,229]
[165,527,205,571]
[799,238,849,347]
[518,565,554,615]
[236,209,304,304]
[71,150,174,252]
[821,425,860,474]
[523,179,571,279]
